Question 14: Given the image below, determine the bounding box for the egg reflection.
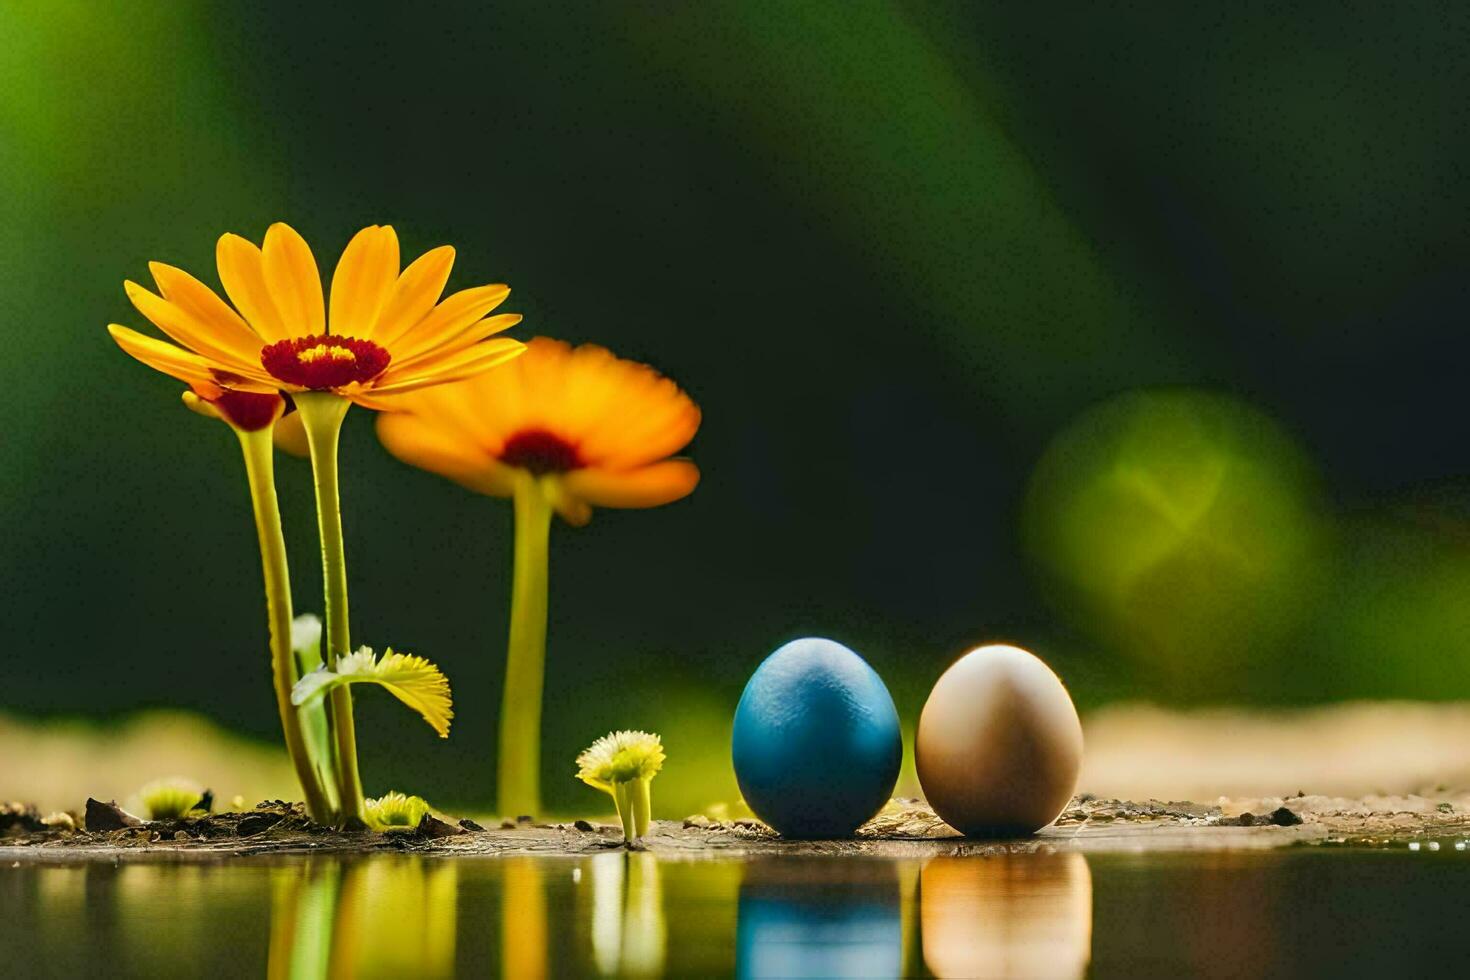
[736,859,902,979]
[920,853,1092,980]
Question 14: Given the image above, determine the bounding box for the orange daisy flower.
[375,336,699,817]
[107,222,524,404]
[376,337,700,524]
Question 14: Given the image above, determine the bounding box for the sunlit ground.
[7,701,1470,819]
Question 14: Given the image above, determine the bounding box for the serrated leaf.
[292,646,454,738]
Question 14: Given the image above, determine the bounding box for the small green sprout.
[364,792,432,831]
[137,778,207,820]
[290,613,337,809]
[576,730,665,842]
[291,646,454,738]
[290,613,323,663]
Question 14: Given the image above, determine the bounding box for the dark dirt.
[1,802,50,834]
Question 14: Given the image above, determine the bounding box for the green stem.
[235,425,334,823]
[294,392,366,826]
[613,781,635,842]
[631,777,652,839]
[498,473,552,818]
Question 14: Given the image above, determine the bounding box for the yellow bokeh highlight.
[1023,389,1328,693]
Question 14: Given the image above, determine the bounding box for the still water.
[2,846,1466,977]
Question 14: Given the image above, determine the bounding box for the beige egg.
[916,644,1083,837]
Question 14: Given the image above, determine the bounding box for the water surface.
[2,845,1465,977]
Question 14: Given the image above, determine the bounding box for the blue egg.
[731,638,902,838]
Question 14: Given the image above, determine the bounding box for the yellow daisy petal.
[377,412,517,497]
[369,245,455,345]
[372,337,700,523]
[561,460,700,510]
[124,280,263,372]
[329,225,400,337]
[216,233,291,341]
[119,223,519,406]
[388,313,523,375]
[149,261,261,346]
[370,337,525,395]
[390,284,510,362]
[261,222,325,336]
[381,377,503,447]
[108,324,273,395]
[589,393,702,469]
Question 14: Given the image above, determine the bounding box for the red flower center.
[260,334,391,389]
[500,429,582,474]
[210,391,284,431]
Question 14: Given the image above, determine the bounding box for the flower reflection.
[502,857,549,980]
[267,863,339,980]
[117,851,1092,977]
[586,851,667,978]
[267,858,458,979]
[920,852,1092,980]
[736,859,901,979]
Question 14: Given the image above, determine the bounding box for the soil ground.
[5,794,1468,863]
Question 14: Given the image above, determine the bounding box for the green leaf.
[292,646,454,738]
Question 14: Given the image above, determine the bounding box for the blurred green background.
[3,1,1468,813]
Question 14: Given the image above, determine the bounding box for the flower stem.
[295,392,366,826]
[235,424,334,824]
[631,777,652,839]
[613,781,636,842]
[498,473,552,817]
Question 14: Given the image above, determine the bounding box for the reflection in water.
[921,852,1092,979]
[736,859,902,979]
[114,864,268,977]
[12,846,1470,976]
[502,857,548,979]
[268,858,458,979]
[588,851,667,977]
[267,862,338,979]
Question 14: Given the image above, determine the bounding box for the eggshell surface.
[732,638,902,838]
[916,644,1082,837]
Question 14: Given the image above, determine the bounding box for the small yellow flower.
[363,791,432,830]
[576,730,666,791]
[576,730,665,842]
[135,778,206,820]
[376,337,700,524]
[108,222,525,406]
